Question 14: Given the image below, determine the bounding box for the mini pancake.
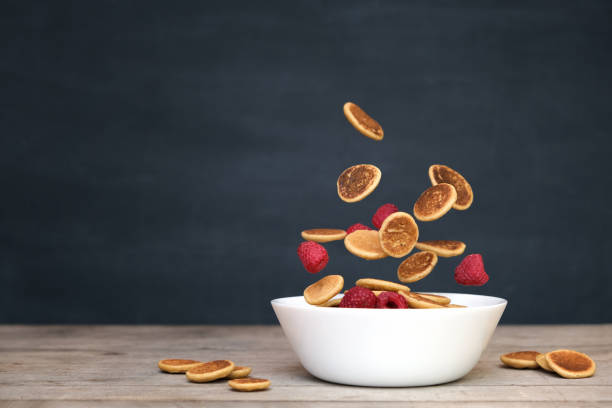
[317,297,341,307]
[429,164,474,210]
[378,212,419,258]
[356,278,410,293]
[546,349,596,379]
[397,251,438,283]
[301,228,347,243]
[414,240,466,258]
[447,304,467,308]
[343,102,384,141]
[500,351,540,369]
[303,275,344,305]
[413,183,457,222]
[414,293,450,305]
[337,164,381,203]
[344,230,388,260]
[158,359,201,373]
[228,377,271,391]
[398,291,445,309]
[536,353,554,372]
[186,360,235,383]
[227,366,252,379]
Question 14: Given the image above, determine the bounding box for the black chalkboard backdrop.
[2,1,611,324]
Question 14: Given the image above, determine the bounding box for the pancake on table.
[378,212,419,258]
[500,351,540,369]
[415,240,466,257]
[228,378,271,391]
[158,359,201,373]
[337,164,381,203]
[429,164,473,210]
[301,228,347,243]
[535,353,554,372]
[227,366,252,379]
[397,251,438,283]
[344,230,388,260]
[186,360,235,382]
[545,349,596,379]
[413,183,457,222]
[303,274,344,305]
[343,102,384,141]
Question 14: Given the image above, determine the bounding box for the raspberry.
[346,223,373,234]
[454,254,489,286]
[339,286,377,308]
[372,203,398,229]
[297,241,329,274]
[376,291,408,309]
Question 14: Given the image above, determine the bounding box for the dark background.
[2,1,611,324]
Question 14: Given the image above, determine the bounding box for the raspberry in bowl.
[271,291,506,387]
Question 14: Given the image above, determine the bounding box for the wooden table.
[0,325,610,407]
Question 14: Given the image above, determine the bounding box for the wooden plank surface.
[0,325,610,407]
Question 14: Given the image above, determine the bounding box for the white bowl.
[271,293,507,387]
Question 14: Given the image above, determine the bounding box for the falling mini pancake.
[378,212,419,258]
[446,304,467,308]
[413,183,457,222]
[398,291,445,309]
[186,360,235,382]
[397,251,438,283]
[414,292,450,305]
[415,240,466,258]
[301,228,347,243]
[356,278,410,293]
[337,164,381,203]
[343,102,384,141]
[500,351,540,369]
[536,353,554,372]
[344,230,388,260]
[429,164,474,210]
[158,359,201,373]
[228,377,271,391]
[227,366,252,379]
[545,349,596,379]
[303,274,344,305]
[317,297,341,307]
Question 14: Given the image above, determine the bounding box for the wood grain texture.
[0,325,610,407]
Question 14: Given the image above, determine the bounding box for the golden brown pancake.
[317,297,341,307]
[158,359,201,373]
[227,366,252,379]
[303,275,344,305]
[344,230,388,260]
[536,353,554,372]
[546,349,596,379]
[397,251,438,283]
[186,360,235,382]
[414,240,466,257]
[398,291,445,309]
[429,164,473,210]
[446,304,467,308]
[413,183,457,222]
[301,228,347,243]
[378,212,419,258]
[343,102,384,141]
[414,293,450,305]
[228,377,271,391]
[500,351,540,369]
[356,278,410,293]
[337,164,381,203]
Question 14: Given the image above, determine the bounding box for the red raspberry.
[297,241,329,274]
[454,254,489,286]
[376,291,408,309]
[346,223,373,234]
[372,203,398,229]
[339,286,377,308]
